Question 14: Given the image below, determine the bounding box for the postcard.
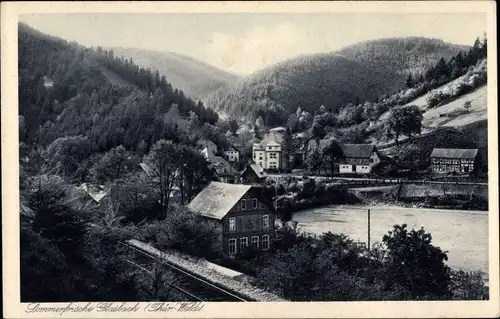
[2,1,498,318]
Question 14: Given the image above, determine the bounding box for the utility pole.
[367,209,371,251]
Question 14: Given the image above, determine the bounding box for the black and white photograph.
[2,1,499,318]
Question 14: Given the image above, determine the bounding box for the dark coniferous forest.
[19,23,220,152]
[19,22,226,301]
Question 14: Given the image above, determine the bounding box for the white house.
[225,145,240,163]
[252,128,287,172]
[265,140,282,171]
[338,144,380,174]
[307,140,380,174]
[43,76,54,89]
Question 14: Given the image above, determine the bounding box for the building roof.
[308,140,376,158]
[260,131,284,147]
[241,163,267,179]
[430,148,479,159]
[78,183,108,203]
[210,156,238,175]
[269,126,286,133]
[341,144,376,158]
[187,182,252,220]
[196,138,218,152]
[266,140,281,147]
[203,148,238,175]
[226,145,240,152]
[253,143,264,151]
[139,162,155,176]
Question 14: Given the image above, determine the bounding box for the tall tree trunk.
[179,166,184,205]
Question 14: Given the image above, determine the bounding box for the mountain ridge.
[108,47,241,101]
[203,36,470,125]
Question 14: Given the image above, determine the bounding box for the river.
[293,205,489,277]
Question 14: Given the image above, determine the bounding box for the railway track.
[118,241,252,302]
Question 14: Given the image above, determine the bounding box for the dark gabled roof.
[226,145,240,152]
[430,148,479,159]
[341,144,376,159]
[308,140,376,159]
[241,163,267,179]
[187,182,252,220]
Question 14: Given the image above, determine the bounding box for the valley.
[109,47,240,100]
[17,19,491,304]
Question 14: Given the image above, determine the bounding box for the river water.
[293,205,489,277]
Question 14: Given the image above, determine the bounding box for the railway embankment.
[126,239,287,302]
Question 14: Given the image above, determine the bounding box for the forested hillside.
[19,23,233,301]
[203,37,469,127]
[204,53,405,127]
[110,47,240,100]
[19,23,222,153]
[337,37,468,76]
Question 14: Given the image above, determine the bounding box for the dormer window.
[241,199,247,210]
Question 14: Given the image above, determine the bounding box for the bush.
[427,91,451,109]
[449,270,488,300]
[380,224,451,298]
[140,208,222,259]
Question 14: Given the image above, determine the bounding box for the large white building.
[252,129,287,172]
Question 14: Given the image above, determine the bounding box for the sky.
[19,13,486,75]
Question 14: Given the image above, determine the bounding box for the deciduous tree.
[387,105,423,146]
[381,224,451,298]
[322,139,344,180]
[144,140,180,219]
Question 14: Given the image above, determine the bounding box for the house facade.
[187,182,276,256]
[225,146,240,163]
[307,140,380,174]
[339,144,381,174]
[430,148,479,174]
[252,129,287,172]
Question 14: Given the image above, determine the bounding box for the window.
[251,236,259,247]
[369,158,374,163]
[229,217,236,231]
[241,199,247,210]
[229,239,237,255]
[240,237,248,251]
[263,215,270,228]
[262,235,270,250]
[252,198,258,209]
